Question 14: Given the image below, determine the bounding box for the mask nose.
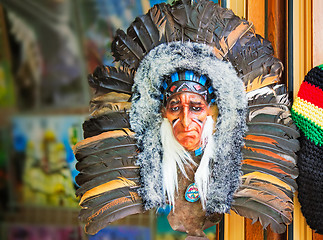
[181,106,191,129]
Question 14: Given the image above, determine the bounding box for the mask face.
[162,92,210,151]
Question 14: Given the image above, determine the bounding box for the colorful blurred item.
[2,0,87,109]
[12,116,84,207]
[0,128,10,212]
[74,0,299,238]
[23,130,76,206]
[8,224,83,240]
[291,64,323,234]
[0,6,15,109]
[89,226,150,240]
[79,0,145,72]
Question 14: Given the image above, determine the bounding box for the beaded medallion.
[185,183,200,202]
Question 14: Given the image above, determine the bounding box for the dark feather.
[77,178,141,200]
[237,182,292,205]
[271,84,291,105]
[79,192,142,222]
[247,84,290,106]
[242,165,297,192]
[242,146,297,168]
[244,142,297,163]
[227,33,283,92]
[79,188,142,222]
[248,103,289,114]
[194,1,219,43]
[242,160,292,180]
[84,203,143,235]
[241,173,293,199]
[76,160,138,177]
[76,148,137,171]
[234,189,293,220]
[75,129,139,195]
[79,177,143,235]
[74,130,136,160]
[111,29,144,68]
[80,187,140,208]
[76,151,137,177]
[247,107,296,129]
[83,112,130,138]
[245,134,299,157]
[247,122,300,139]
[89,91,131,115]
[91,92,131,104]
[149,3,179,42]
[127,15,162,53]
[76,141,137,162]
[232,197,289,234]
[250,113,296,129]
[88,66,134,94]
[127,18,153,53]
[247,104,289,121]
[242,149,298,178]
[76,167,140,188]
[181,0,219,43]
[90,102,132,118]
[246,133,299,153]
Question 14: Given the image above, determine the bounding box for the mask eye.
[171,106,179,111]
[191,106,201,111]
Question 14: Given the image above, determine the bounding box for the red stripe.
[298,81,323,109]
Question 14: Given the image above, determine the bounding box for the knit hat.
[291,64,323,234]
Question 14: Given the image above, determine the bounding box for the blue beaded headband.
[161,70,216,105]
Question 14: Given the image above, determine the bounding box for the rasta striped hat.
[291,64,323,234]
[291,65,323,145]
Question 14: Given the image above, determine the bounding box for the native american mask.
[161,70,216,151]
[75,0,299,237]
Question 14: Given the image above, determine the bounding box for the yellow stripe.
[292,97,323,128]
[224,211,245,240]
[242,172,292,192]
[228,0,246,18]
[292,0,313,100]
[79,177,137,205]
[294,194,313,240]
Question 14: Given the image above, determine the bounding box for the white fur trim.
[130,41,247,214]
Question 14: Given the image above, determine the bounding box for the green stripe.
[317,64,323,70]
[291,108,323,146]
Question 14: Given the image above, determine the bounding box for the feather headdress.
[74,0,299,235]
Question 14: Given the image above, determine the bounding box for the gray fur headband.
[130,41,247,214]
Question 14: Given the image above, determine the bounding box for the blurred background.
[0,0,219,239]
[0,0,322,240]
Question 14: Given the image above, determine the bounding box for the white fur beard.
[160,116,215,210]
[195,116,215,209]
[160,118,196,208]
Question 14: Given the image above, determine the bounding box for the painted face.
[163,92,210,151]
